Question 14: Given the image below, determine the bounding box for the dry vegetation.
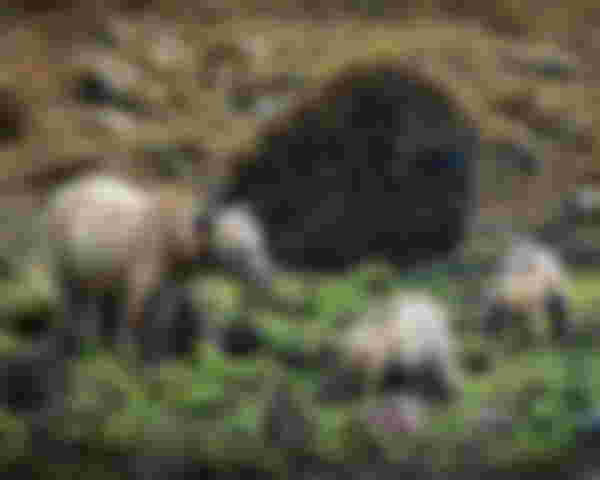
[0,1,598,215]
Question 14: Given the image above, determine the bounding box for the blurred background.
[1,1,600,478]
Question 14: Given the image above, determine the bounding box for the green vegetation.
[3,252,599,473]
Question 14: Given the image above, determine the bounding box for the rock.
[0,88,28,145]
[221,61,479,274]
[462,351,493,376]
[477,407,514,435]
[492,141,542,177]
[74,71,146,114]
[148,27,195,72]
[503,47,579,81]
[202,41,255,90]
[264,382,312,454]
[219,322,265,357]
[3,0,75,14]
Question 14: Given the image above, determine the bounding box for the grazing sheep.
[321,291,462,433]
[482,238,572,344]
[45,173,276,369]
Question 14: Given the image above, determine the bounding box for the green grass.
[571,270,600,309]
[1,251,600,471]
[188,259,600,457]
[181,260,600,466]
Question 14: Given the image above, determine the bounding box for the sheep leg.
[169,287,203,358]
[116,295,138,361]
[546,290,571,341]
[300,275,321,316]
[116,286,142,361]
[482,302,511,339]
[116,268,151,360]
[28,369,73,466]
[119,258,164,364]
[141,280,180,368]
[81,296,101,353]
[60,275,100,356]
[99,289,124,349]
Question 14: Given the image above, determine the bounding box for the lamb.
[482,238,572,344]
[44,173,277,368]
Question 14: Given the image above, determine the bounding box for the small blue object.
[425,150,466,173]
[446,150,466,170]
[417,150,466,174]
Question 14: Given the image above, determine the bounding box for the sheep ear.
[194,212,214,233]
[203,180,229,216]
[545,290,571,341]
[194,180,228,233]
